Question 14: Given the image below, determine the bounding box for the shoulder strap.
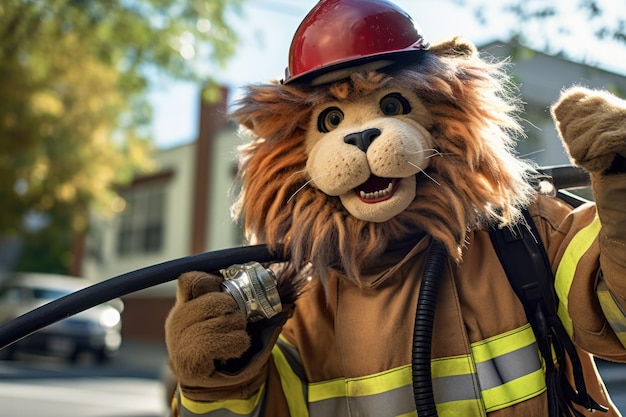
[489,208,607,417]
[489,209,558,325]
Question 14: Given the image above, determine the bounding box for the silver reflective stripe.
[276,338,308,381]
[432,372,481,403]
[475,343,542,389]
[310,384,416,417]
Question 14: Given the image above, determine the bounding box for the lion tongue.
[355,175,398,202]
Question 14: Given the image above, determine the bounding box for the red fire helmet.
[284,0,429,85]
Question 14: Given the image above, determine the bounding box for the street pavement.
[0,340,170,417]
[597,359,626,412]
[0,339,169,379]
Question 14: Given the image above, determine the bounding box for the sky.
[148,0,626,149]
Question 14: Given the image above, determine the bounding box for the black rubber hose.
[412,240,448,417]
[0,244,286,350]
[537,165,590,189]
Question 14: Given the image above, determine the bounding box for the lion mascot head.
[231,7,537,286]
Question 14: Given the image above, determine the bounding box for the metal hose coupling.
[219,261,282,322]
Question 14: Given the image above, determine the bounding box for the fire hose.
[0,244,286,350]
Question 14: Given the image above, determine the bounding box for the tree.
[455,0,626,70]
[0,0,244,273]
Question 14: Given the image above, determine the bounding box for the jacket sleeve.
[548,87,626,360]
[591,173,626,356]
[172,353,294,417]
[170,312,296,417]
[536,189,626,362]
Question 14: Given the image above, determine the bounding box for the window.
[116,185,165,256]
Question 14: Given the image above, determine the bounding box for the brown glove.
[551,87,626,277]
[551,86,626,174]
[165,271,290,401]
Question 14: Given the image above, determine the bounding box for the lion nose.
[343,128,381,152]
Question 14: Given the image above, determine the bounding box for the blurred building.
[80,41,626,343]
[482,40,626,167]
[81,87,245,341]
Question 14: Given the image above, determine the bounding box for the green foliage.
[0,0,243,272]
[455,0,626,63]
[15,228,73,275]
[505,1,625,48]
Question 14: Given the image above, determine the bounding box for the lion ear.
[429,36,477,59]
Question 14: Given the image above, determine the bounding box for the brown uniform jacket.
[176,187,626,417]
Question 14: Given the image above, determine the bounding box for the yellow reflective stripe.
[437,400,485,417]
[272,340,310,417]
[431,354,477,378]
[179,384,264,415]
[309,364,413,401]
[481,369,546,412]
[555,216,601,337]
[472,324,535,361]
[597,277,626,348]
[276,337,307,381]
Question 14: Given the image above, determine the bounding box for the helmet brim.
[283,47,428,86]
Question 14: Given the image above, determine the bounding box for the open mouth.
[355,175,400,203]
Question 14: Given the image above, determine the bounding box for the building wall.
[481,41,626,167]
[206,126,245,251]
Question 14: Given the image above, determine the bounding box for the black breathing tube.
[0,238,450,417]
[0,244,286,350]
[412,240,448,417]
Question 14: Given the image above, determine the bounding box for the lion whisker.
[410,148,443,158]
[412,149,458,161]
[519,149,545,159]
[287,174,328,204]
[285,168,309,183]
[408,161,441,186]
[425,151,454,160]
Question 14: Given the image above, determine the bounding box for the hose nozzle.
[220,262,282,322]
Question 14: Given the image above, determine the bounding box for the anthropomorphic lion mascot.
[164,1,626,416]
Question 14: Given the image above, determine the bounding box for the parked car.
[0,272,123,363]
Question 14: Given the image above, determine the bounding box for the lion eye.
[317,107,344,133]
[380,93,411,115]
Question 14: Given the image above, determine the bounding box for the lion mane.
[231,37,536,285]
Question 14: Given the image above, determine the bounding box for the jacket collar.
[360,232,431,288]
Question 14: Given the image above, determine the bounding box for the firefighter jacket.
[172,182,626,417]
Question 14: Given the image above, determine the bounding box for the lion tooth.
[360,181,395,200]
